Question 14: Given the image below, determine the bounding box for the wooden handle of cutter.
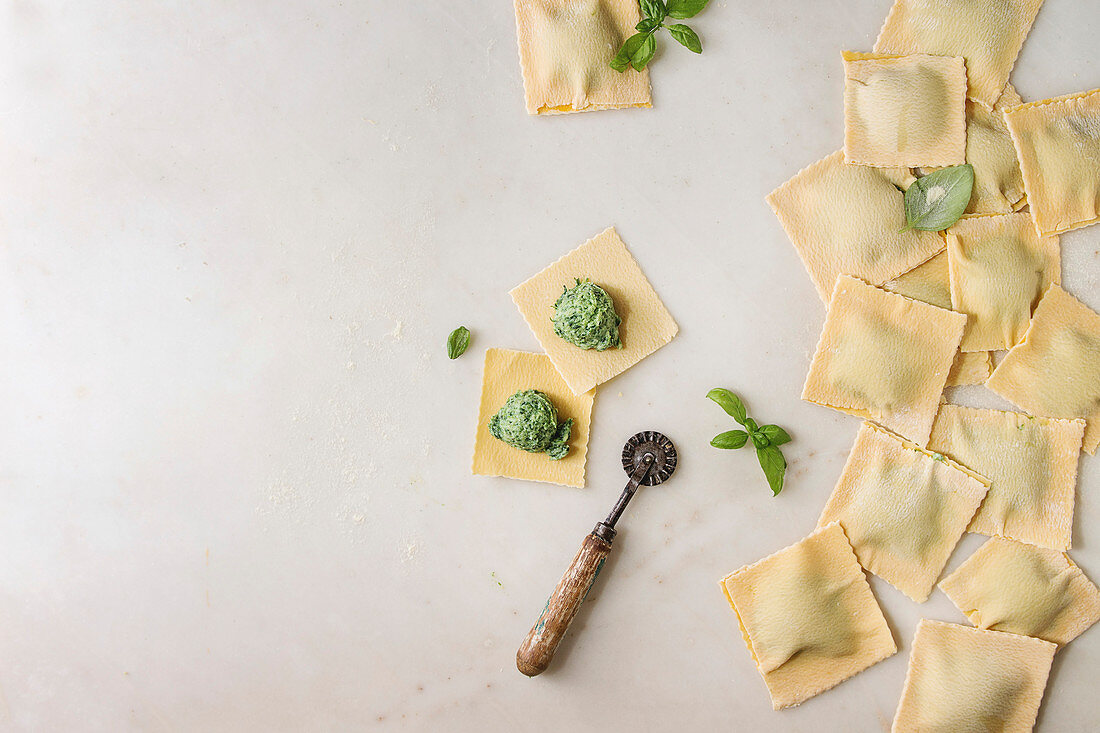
[516,531,613,677]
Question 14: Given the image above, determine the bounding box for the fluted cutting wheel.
[621,431,677,486]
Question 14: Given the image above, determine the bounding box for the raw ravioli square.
[843,52,967,168]
[946,213,1061,352]
[767,151,943,302]
[719,522,896,710]
[928,404,1084,550]
[892,620,1055,732]
[874,0,1045,108]
[513,0,651,115]
[1004,88,1100,235]
[817,422,989,602]
[987,285,1100,454]
[510,227,678,395]
[940,537,1100,646]
[471,348,594,488]
[802,275,966,445]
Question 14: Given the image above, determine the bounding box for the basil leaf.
[759,424,791,446]
[904,164,974,231]
[756,446,786,496]
[711,430,748,449]
[667,24,701,53]
[631,32,657,71]
[635,17,661,32]
[744,417,759,433]
[640,0,667,20]
[750,430,769,449]
[610,32,649,72]
[666,0,711,18]
[707,388,748,425]
[446,326,470,359]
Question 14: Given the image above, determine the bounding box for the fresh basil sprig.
[707,388,791,496]
[447,326,471,359]
[610,0,711,73]
[903,164,974,231]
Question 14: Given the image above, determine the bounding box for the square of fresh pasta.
[940,537,1100,646]
[1004,88,1100,235]
[987,284,1100,454]
[928,404,1085,550]
[843,52,967,168]
[767,151,944,302]
[874,0,1045,108]
[719,522,896,710]
[817,422,989,602]
[802,275,967,445]
[513,0,651,115]
[471,348,594,488]
[509,227,677,395]
[946,213,1061,352]
[892,620,1056,733]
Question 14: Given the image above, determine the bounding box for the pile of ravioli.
[721,0,1100,729]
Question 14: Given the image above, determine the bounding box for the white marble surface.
[2,1,1099,730]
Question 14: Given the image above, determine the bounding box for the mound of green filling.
[488,389,573,460]
[552,278,622,351]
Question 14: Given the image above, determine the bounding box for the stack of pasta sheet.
[722,0,1100,728]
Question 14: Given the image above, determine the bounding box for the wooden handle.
[516,532,612,677]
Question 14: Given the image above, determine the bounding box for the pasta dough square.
[987,285,1100,454]
[510,227,678,395]
[940,537,1100,646]
[892,620,1056,733]
[874,0,1045,108]
[802,275,967,445]
[928,404,1085,550]
[471,348,594,488]
[1004,88,1100,235]
[767,151,944,302]
[719,522,896,710]
[946,213,1061,352]
[817,422,989,602]
[513,0,652,115]
[843,52,967,168]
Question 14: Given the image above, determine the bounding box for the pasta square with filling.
[1004,88,1100,235]
[987,284,1100,454]
[928,404,1085,550]
[843,52,967,168]
[803,275,966,445]
[892,620,1056,732]
[767,152,943,302]
[940,537,1100,646]
[513,0,652,115]
[471,348,594,488]
[817,422,990,602]
[510,227,678,395]
[719,522,896,710]
[874,0,1045,108]
[946,213,1061,352]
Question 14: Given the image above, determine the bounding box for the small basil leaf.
[667,24,701,53]
[750,430,769,449]
[706,388,748,425]
[630,32,657,71]
[744,417,759,433]
[636,17,661,32]
[640,0,667,20]
[756,446,786,496]
[759,424,791,446]
[610,32,648,72]
[904,164,974,231]
[666,0,711,18]
[446,326,470,359]
[711,430,748,449]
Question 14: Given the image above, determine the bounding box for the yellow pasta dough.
[946,213,1061,352]
[987,285,1100,454]
[817,422,989,602]
[1004,88,1100,235]
[803,275,966,445]
[843,52,967,168]
[509,227,678,395]
[892,620,1056,733]
[928,404,1085,550]
[513,0,652,115]
[939,537,1100,646]
[767,151,944,302]
[471,348,594,487]
[719,522,896,710]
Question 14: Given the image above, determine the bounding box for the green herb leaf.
[903,164,974,231]
[707,388,748,425]
[640,0,667,20]
[610,32,647,71]
[759,424,791,446]
[711,430,748,449]
[631,32,657,71]
[446,326,470,359]
[636,16,662,32]
[666,0,711,18]
[756,445,786,496]
[749,430,769,449]
[667,24,701,53]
